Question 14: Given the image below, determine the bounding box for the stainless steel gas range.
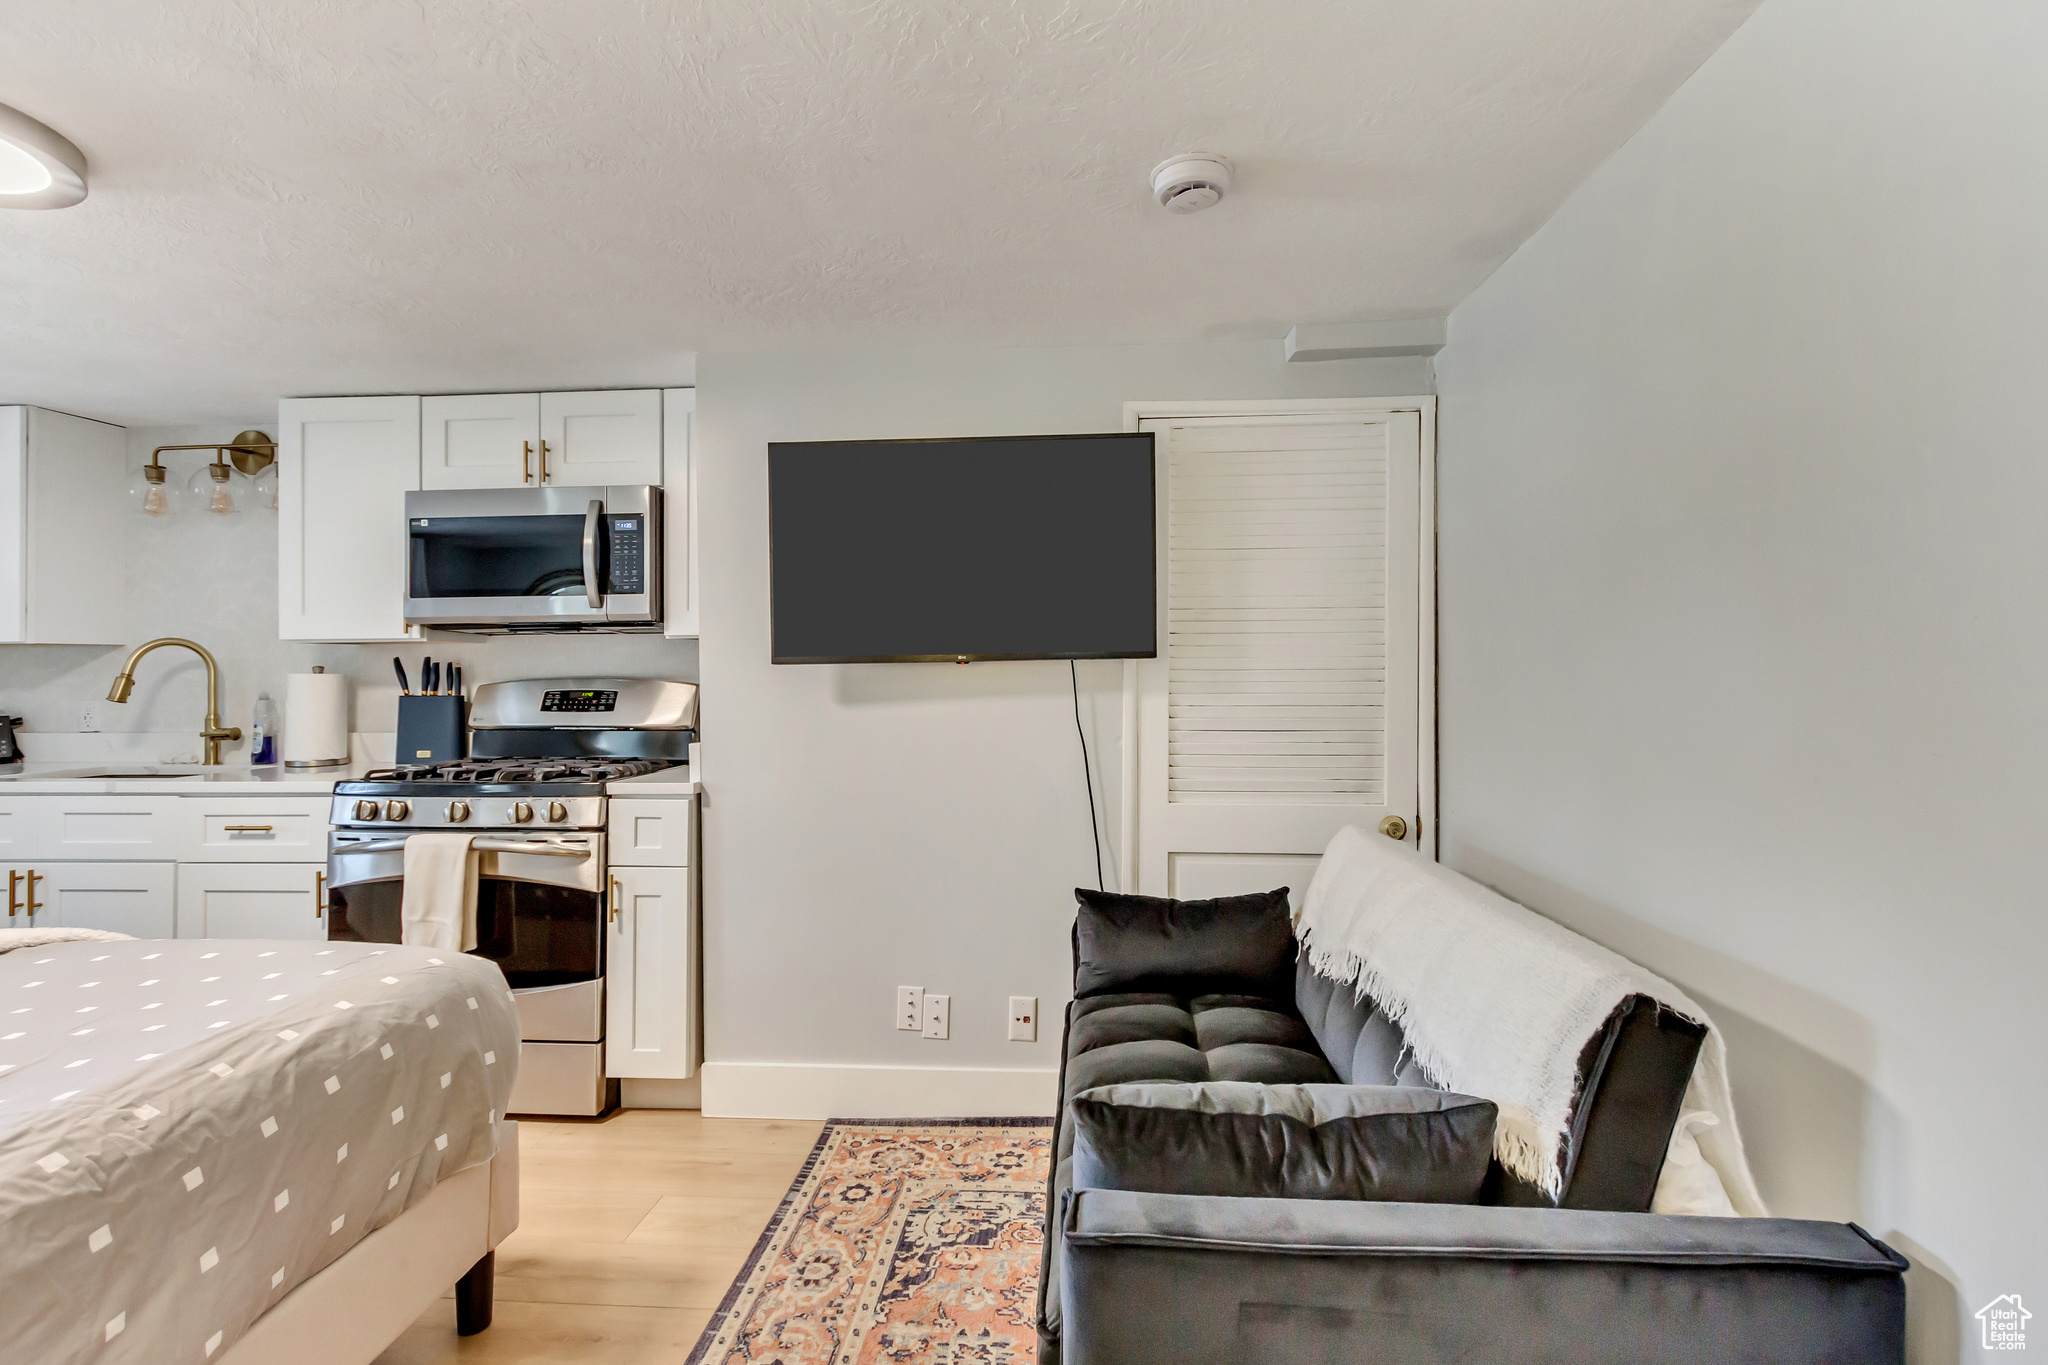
[326,677,697,1116]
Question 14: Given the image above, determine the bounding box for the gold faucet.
[106,638,244,765]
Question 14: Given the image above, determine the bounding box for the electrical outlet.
[896,986,924,1031]
[1008,996,1038,1042]
[922,993,950,1040]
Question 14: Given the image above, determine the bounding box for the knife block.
[396,695,466,764]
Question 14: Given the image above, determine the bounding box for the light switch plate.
[922,993,950,1040]
[896,986,924,1031]
[1008,995,1038,1042]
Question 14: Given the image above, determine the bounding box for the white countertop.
[0,760,383,795]
[0,760,699,798]
[606,766,699,796]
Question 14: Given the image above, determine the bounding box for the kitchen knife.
[393,657,411,695]
[423,657,435,695]
[451,664,462,698]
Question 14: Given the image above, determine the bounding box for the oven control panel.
[330,794,606,830]
[540,689,619,713]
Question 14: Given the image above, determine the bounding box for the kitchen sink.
[17,766,207,779]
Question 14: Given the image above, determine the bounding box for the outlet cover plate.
[896,986,924,1031]
[922,993,950,1040]
[1008,995,1038,1042]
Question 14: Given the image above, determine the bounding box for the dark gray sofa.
[1037,889,1907,1364]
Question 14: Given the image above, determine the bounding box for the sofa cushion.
[1071,1082,1497,1203]
[1293,956,1709,1211]
[1073,887,1296,999]
[1042,984,1340,1349]
[1062,992,1338,1124]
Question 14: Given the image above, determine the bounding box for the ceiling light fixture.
[0,102,87,209]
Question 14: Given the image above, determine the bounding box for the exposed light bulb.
[206,481,236,515]
[142,483,169,516]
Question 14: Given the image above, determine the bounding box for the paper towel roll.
[283,670,350,768]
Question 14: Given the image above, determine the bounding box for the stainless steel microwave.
[403,485,663,631]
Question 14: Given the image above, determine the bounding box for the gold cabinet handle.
[522,440,534,484]
[223,824,274,833]
[609,874,621,923]
[1378,814,1409,841]
[315,870,325,920]
[6,868,18,919]
[539,439,551,483]
[26,868,43,917]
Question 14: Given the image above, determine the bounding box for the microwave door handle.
[582,499,605,611]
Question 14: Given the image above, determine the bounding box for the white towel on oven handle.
[400,832,479,952]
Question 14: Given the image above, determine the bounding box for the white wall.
[1434,0,2045,1357]
[0,423,698,755]
[694,342,1429,1113]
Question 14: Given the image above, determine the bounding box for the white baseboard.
[621,1076,701,1109]
[700,1062,1058,1120]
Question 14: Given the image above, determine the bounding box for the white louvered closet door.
[1135,408,1423,904]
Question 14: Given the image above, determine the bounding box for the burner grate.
[359,758,672,785]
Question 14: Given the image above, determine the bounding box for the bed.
[0,931,522,1365]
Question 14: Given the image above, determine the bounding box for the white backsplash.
[0,424,700,754]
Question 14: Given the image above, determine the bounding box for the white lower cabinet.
[604,863,698,1080]
[177,862,328,940]
[7,861,178,938]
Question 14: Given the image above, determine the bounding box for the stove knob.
[445,800,471,823]
[384,800,410,821]
[545,801,568,823]
[353,799,379,821]
[511,802,533,824]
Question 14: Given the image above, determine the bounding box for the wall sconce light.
[130,431,277,518]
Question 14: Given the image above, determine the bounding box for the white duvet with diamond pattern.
[0,938,518,1364]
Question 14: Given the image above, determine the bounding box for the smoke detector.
[1150,152,1233,214]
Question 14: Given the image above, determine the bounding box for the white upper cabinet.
[0,406,128,645]
[278,395,421,642]
[539,389,662,487]
[662,388,697,638]
[422,393,541,489]
[279,388,689,639]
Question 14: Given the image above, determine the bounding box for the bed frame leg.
[455,1250,495,1336]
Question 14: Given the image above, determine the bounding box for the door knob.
[1378,815,1409,841]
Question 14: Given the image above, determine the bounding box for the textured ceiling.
[0,0,1758,424]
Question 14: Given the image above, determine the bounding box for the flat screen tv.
[769,433,1156,663]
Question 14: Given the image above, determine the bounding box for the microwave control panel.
[607,515,646,594]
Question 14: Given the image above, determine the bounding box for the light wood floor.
[373,1110,824,1364]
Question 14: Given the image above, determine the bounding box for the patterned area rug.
[688,1118,1055,1365]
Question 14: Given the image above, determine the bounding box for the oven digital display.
[540,689,619,713]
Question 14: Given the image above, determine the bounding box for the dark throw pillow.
[1070,1081,1497,1204]
[1073,886,1295,999]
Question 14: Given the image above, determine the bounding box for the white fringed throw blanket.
[1297,827,1766,1215]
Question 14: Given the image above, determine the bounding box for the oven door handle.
[582,499,605,611]
[333,837,594,859]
